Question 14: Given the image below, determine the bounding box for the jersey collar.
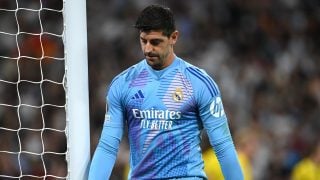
[145,56,180,80]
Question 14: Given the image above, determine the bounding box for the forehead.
[140,30,167,40]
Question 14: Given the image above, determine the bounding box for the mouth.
[145,52,158,58]
[146,55,158,60]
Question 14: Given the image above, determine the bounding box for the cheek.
[140,43,145,50]
[164,45,171,54]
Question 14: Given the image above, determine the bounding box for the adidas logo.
[131,90,145,99]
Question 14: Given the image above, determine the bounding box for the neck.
[163,53,175,68]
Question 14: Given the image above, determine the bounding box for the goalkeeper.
[89,4,243,180]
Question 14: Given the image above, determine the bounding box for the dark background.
[0,0,319,179]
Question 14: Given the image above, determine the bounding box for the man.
[89,4,243,180]
[291,141,320,179]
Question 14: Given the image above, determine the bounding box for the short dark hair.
[134,4,176,37]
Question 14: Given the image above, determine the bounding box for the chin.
[146,62,160,70]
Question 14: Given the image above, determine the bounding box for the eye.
[150,39,162,46]
[141,39,147,44]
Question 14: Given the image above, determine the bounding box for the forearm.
[213,138,243,180]
[88,126,122,180]
[207,121,243,180]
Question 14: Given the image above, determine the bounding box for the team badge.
[173,87,183,102]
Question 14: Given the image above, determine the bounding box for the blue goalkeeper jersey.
[89,56,243,180]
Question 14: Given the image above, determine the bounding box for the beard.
[144,50,170,70]
[144,52,160,69]
[146,58,163,70]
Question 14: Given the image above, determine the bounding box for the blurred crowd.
[0,0,320,179]
[87,0,320,179]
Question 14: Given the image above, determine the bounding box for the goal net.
[0,0,90,179]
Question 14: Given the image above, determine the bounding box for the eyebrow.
[140,36,164,41]
[140,37,164,42]
[140,37,164,44]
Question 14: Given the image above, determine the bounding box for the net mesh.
[0,0,67,179]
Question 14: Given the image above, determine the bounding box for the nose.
[144,42,153,53]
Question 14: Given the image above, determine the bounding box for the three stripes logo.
[131,90,145,100]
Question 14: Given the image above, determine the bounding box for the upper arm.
[104,81,125,140]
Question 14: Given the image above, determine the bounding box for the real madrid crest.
[173,87,183,102]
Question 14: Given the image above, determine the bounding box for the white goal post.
[0,0,90,179]
[64,0,90,179]
[64,0,90,180]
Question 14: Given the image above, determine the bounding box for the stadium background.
[0,0,319,179]
[87,0,320,179]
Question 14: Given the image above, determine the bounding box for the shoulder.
[179,58,220,97]
[294,158,314,169]
[292,158,316,178]
[177,57,212,80]
[109,60,145,88]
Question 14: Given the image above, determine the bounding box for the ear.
[170,30,179,45]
